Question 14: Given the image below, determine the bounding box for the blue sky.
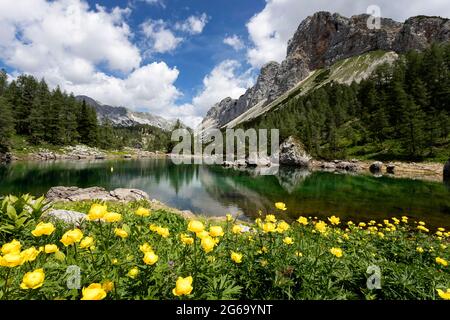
[1,0,449,127]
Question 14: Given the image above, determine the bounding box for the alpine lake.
[0,158,449,228]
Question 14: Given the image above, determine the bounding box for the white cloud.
[175,13,209,35]
[141,19,183,53]
[223,35,245,51]
[246,0,450,67]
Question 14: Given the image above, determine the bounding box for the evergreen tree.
[0,97,15,152]
[77,100,98,146]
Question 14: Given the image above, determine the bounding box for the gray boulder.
[42,209,86,227]
[386,163,396,174]
[278,136,311,167]
[336,161,360,172]
[46,186,150,202]
[370,161,383,174]
[0,152,12,164]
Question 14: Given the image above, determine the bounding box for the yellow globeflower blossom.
[21,247,40,263]
[196,230,210,239]
[358,222,366,228]
[377,232,385,238]
[265,214,276,223]
[297,216,308,225]
[209,226,224,237]
[87,204,108,221]
[114,228,128,239]
[155,226,170,238]
[418,221,426,226]
[277,221,290,233]
[436,257,448,267]
[232,224,243,234]
[262,222,276,233]
[143,251,159,265]
[328,216,340,225]
[44,244,59,254]
[436,231,443,237]
[417,225,429,233]
[330,247,343,258]
[201,236,215,253]
[295,251,303,257]
[437,227,445,232]
[283,237,294,245]
[102,281,114,293]
[20,269,45,290]
[231,251,243,264]
[31,222,55,237]
[60,229,83,246]
[0,252,24,267]
[226,214,233,222]
[188,220,204,233]
[315,221,327,234]
[275,202,287,211]
[81,283,107,300]
[139,243,153,253]
[103,212,122,223]
[135,207,151,217]
[79,237,94,249]
[172,276,193,296]
[128,267,139,279]
[437,289,450,300]
[1,239,22,255]
[180,234,194,245]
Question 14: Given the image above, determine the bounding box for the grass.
[1,198,449,300]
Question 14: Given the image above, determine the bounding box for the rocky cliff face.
[201,12,450,130]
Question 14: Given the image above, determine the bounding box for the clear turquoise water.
[0,159,449,228]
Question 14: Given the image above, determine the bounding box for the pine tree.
[77,100,98,146]
[0,97,15,152]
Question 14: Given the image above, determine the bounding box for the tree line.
[241,43,450,161]
[0,72,172,153]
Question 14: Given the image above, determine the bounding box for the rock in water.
[370,161,383,174]
[45,186,150,202]
[278,136,311,167]
[335,161,360,172]
[386,163,396,174]
[444,159,450,182]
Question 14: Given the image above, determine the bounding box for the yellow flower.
[188,220,204,233]
[81,283,107,300]
[232,224,243,234]
[295,251,303,257]
[438,227,445,232]
[172,276,193,296]
[417,225,429,233]
[315,221,327,233]
[155,226,170,238]
[103,212,122,223]
[143,251,158,265]
[0,252,24,267]
[283,237,294,245]
[135,207,151,217]
[262,222,276,233]
[102,281,114,293]
[128,267,139,279]
[44,244,59,254]
[330,247,343,258]
[265,214,276,223]
[31,222,55,237]
[419,221,425,226]
[260,259,268,267]
[226,214,233,222]
[209,226,224,237]
[112,258,119,265]
[275,202,287,211]
[21,247,40,263]
[114,228,128,239]
[347,221,354,226]
[60,229,83,246]
[277,221,290,233]
[436,231,443,236]
[180,234,194,245]
[437,289,450,300]
[139,243,153,253]
[54,251,66,261]
[79,237,94,249]
[416,247,424,253]
[201,236,215,253]
[87,204,108,221]
[1,239,22,255]
[440,244,447,250]
[20,269,45,290]
[358,222,366,228]
[377,232,385,238]
[196,230,210,239]
[436,257,448,267]
[328,216,340,225]
[230,251,243,264]
[297,216,308,225]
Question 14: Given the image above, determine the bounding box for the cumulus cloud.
[246,0,450,67]
[223,35,245,51]
[175,13,209,35]
[141,19,183,54]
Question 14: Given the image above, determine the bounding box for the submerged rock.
[46,186,150,202]
[335,161,360,172]
[370,161,383,174]
[278,136,312,167]
[386,163,396,174]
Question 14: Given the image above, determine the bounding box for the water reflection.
[0,159,449,227]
